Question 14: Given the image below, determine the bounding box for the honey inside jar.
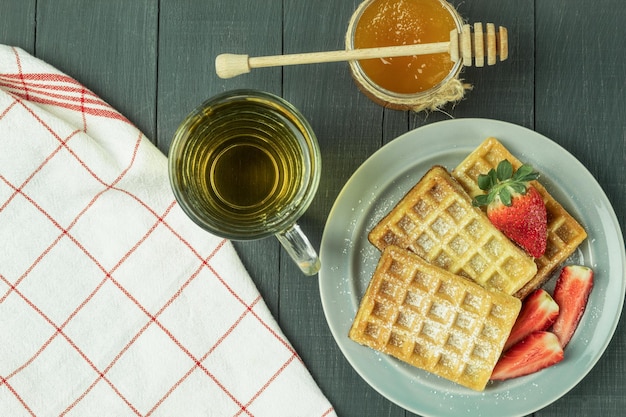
[353,0,457,94]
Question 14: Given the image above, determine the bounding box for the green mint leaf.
[477,174,489,191]
[472,194,490,207]
[500,187,512,206]
[488,169,498,186]
[477,169,498,191]
[509,183,527,194]
[496,160,513,181]
[519,172,540,182]
[514,164,535,180]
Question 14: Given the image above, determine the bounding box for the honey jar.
[346,0,467,111]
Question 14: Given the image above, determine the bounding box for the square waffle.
[349,245,521,391]
[452,137,588,299]
[368,165,537,295]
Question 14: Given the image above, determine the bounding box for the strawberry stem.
[472,160,539,207]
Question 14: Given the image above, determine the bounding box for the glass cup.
[168,89,321,275]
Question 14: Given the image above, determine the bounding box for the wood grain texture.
[535,2,626,415]
[279,1,400,415]
[34,0,158,140]
[1,0,625,416]
[0,0,36,54]
[535,0,626,235]
[156,0,285,317]
[444,0,535,127]
[157,0,284,152]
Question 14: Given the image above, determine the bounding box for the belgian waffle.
[368,165,537,295]
[349,245,521,391]
[452,137,587,299]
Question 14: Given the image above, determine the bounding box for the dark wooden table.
[2,1,624,416]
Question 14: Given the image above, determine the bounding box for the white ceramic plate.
[319,118,625,417]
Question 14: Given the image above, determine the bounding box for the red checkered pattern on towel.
[0,45,335,417]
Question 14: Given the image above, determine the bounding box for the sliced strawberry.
[491,331,564,381]
[473,160,548,258]
[551,265,594,348]
[503,288,559,352]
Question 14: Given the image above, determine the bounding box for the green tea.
[210,141,280,209]
[170,95,317,239]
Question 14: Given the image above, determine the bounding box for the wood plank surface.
[34,0,158,140]
[1,0,624,416]
[535,1,626,415]
[0,1,36,54]
[447,0,534,126]
[280,1,395,415]
[157,0,286,317]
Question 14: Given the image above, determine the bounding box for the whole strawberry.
[472,160,548,258]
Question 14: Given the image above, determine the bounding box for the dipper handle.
[215,23,508,79]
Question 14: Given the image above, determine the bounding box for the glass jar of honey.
[346,0,466,111]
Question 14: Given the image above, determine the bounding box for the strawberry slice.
[551,265,594,348]
[491,331,564,381]
[503,288,559,352]
[472,160,548,258]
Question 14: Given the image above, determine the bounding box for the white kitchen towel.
[0,45,336,417]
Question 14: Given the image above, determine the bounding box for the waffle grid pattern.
[452,137,588,299]
[369,166,537,295]
[349,246,521,391]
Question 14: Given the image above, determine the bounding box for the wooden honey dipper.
[215,23,508,79]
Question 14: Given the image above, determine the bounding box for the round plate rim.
[318,118,626,417]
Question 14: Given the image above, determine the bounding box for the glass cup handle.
[275,223,321,276]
